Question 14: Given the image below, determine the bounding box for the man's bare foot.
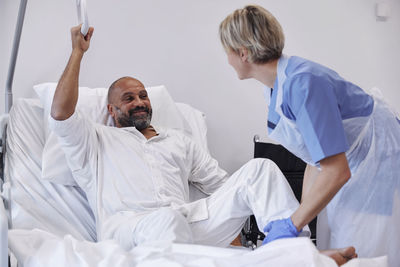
[321,247,358,266]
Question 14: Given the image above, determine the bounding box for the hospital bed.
[0,84,387,267]
[0,1,388,266]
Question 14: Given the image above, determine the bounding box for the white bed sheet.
[8,230,387,267]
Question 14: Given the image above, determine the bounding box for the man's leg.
[190,158,301,247]
[108,208,194,250]
[133,207,194,245]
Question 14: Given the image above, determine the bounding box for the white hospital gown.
[49,111,226,233]
[50,110,301,249]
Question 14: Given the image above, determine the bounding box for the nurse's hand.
[262,217,301,245]
[70,24,94,54]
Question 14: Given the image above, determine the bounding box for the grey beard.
[117,109,152,130]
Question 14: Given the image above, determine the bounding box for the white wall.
[1,0,399,174]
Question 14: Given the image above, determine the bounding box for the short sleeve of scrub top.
[281,73,349,163]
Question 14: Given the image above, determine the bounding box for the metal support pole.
[5,0,28,113]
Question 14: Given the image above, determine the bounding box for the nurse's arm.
[291,152,351,231]
[301,164,320,203]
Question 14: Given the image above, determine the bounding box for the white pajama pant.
[115,158,301,249]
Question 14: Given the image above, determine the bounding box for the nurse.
[219,5,400,266]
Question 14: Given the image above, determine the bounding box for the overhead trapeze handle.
[76,0,89,36]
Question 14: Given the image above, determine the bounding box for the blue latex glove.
[262,217,301,245]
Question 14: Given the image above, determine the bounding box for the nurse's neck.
[250,59,278,89]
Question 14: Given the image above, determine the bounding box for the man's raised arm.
[51,25,94,120]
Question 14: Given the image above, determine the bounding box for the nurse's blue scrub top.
[267,56,374,164]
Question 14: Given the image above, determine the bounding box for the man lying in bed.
[50,25,357,265]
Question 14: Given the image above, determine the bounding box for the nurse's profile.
[219,5,400,266]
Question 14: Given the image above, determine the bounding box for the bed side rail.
[0,115,9,187]
[0,198,8,267]
[0,114,9,267]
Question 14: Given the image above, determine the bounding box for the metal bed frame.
[1,1,28,265]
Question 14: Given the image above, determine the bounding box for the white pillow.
[33,83,191,136]
[34,82,192,186]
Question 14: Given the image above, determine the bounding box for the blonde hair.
[219,5,284,64]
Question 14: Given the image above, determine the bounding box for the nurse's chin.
[237,74,251,80]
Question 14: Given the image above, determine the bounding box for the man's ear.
[107,104,116,118]
[107,104,119,127]
[239,47,248,62]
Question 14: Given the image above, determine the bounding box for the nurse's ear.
[239,47,249,62]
